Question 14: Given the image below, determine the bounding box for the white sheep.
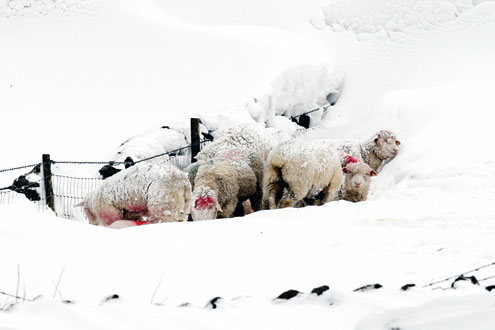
[79,163,192,227]
[339,159,376,202]
[191,149,264,220]
[323,130,401,173]
[196,123,287,162]
[263,140,343,209]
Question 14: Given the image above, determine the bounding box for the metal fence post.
[191,118,201,163]
[42,154,55,212]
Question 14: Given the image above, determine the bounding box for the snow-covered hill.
[1,0,495,329]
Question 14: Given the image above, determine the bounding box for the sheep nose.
[355,182,361,188]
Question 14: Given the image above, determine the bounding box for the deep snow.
[1,0,495,329]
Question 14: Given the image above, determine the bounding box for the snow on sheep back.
[80,163,192,227]
[263,140,343,209]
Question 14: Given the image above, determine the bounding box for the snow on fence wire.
[0,139,212,220]
[290,104,331,129]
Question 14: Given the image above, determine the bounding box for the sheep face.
[374,130,401,159]
[191,188,221,221]
[343,163,376,192]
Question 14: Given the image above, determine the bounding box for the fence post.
[191,118,201,163]
[42,154,55,212]
[298,114,310,129]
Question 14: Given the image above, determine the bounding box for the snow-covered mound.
[2,0,495,328]
[315,0,493,40]
[0,0,327,167]
[0,0,94,18]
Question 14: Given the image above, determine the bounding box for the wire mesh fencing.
[47,139,212,220]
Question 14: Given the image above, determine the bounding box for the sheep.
[196,123,287,162]
[323,130,401,173]
[190,149,264,220]
[263,140,343,210]
[339,160,377,202]
[79,163,192,227]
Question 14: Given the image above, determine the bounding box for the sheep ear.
[370,170,377,177]
[395,140,401,146]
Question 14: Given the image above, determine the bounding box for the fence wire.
[37,140,211,220]
[52,174,103,219]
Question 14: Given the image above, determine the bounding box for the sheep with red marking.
[79,163,192,227]
[263,140,343,209]
[190,149,264,220]
[339,156,377,202]
[324,130,401,173]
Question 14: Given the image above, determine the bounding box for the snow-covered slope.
[1,0,495,329]
[0,0,326,166]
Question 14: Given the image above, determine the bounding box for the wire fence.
[0,140,212,220]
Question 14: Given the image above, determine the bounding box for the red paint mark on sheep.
[132,221,148,226]
[128,205,148,214]
[195,196,216,210]
[342,154,361,168]
[100,212,121,226]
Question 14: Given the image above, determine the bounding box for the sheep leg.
[83,206,98,225]
[242,199,254,215]
[321,172,344,204]
[262,165,285,210]
[96,206,123,226]
[216,199,237,218]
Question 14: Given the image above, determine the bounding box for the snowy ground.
[1,0,495,329]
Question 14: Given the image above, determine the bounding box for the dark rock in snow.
[206,297,222,309]
[485,285,495,292]
[276,289,301,300]
[102,294,120,302]
[353,283,383,292]
[178,302,191,307]
[451,275,479,288]
[311,285,330,296]
[400,284,416,291]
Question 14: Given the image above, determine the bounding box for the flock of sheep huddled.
[79,124,401,228]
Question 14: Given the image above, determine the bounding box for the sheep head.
[191,188,222,221]
[373,130,401,160]
[343,162,376,192]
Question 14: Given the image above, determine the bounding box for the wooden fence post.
[191,118,201,163]
[42,154,55,212]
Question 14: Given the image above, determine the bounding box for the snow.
[1,0,495,329]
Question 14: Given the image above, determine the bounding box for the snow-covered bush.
[270,63,344,124]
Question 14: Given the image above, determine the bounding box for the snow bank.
[0,0,95,18]
[316,0,489,40]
